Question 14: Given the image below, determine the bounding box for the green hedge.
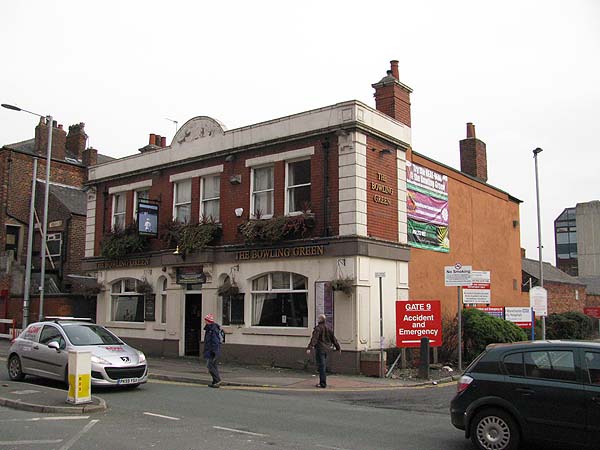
[463,309,528,361]
[545,311,594,340]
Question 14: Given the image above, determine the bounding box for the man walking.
[306,314,341,388]
[203,314,222,388]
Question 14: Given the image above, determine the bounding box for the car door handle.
[515,388,534,396]
[33,345,39,350]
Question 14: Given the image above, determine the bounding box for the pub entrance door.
[184,293,202,356]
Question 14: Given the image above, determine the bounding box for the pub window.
[111,278,144,322]
[201,175,220,222]
[173,179,192,223]
[286,159,311,214]
[46,233,62,258]
[219,275,244,325]
[251,272,308,327]
[112,193,126,230]
[251,166,274,218]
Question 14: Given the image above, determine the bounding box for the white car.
[7,320,148,388]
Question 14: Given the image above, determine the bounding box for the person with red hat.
[203,313,223,388]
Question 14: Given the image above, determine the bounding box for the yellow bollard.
[66,350,91,404]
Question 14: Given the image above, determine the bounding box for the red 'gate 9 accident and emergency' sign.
[396,300,442,348]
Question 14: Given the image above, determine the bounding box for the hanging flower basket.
[331,277,355,296]
[217,280,239,297]
[135,279,154,295]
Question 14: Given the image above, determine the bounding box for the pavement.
[0,338,455,414]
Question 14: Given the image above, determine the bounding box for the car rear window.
[62,324,123,346]
[469,351,501,374]
[503,352,524,376]
[524,350,576,382]
[584,351,600,385]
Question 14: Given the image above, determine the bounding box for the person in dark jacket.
[203,314,222,388]
[306,314,341,388]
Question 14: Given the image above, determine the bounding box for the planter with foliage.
[135,279,154,295]
[238,213,315,243]
[100,224,150,259]
[217,279,239,297]
[161,220,221,256]
[331,277,355,296]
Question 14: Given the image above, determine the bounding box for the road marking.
[57,419,98,450]
[10,390,40,395]
[0,416,89,423]
[213,426,267,437]
[143,412,180,421]
[0,439,63,445]
[316,445,352,450]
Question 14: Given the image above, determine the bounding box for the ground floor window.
[251,272,308,327]
[111,279,144,322]
[222,294,245,325]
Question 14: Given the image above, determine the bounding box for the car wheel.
[8,355,25,381]
[470,407,520,450]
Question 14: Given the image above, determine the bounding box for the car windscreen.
[62,324,123,346]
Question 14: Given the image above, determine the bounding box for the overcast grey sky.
[1,0,599,268]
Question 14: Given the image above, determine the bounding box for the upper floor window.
[47,233,62,258]
[112,193,126,230]
[173,179,192,223]
[251,272,308,327]
[251,166,274,218]
[286,159,311,214]
[201,175,220,222]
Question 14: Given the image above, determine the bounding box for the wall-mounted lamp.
[234,208,244,217]
[379,149,393,156]
[229,174,242,185]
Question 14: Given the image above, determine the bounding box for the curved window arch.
[251,272,308,327]
[110,278,144,322]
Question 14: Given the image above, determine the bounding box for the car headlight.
[91,355,112,365]
[137,351,146,364]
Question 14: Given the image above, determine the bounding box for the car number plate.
[117,377,139,385]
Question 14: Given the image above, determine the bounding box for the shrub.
[100,224,149,259]
[161,220,221,256]
[462,308,528,362]
[238,213,315,243]
[546,311,594,340]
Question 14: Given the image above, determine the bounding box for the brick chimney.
[459,122,488,182]
[34,117,67,161]
[372,60,413,127]
[82,147,98,167]
[66,122,87,160]
[139,133,166,153]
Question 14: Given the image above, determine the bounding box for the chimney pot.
[149,133,156,145]
[390,60,399,79]
[155,135,162,146]
[466,122,476,138]
[52,120,57,128]
[58,124,63,130]
[161,136,166,147]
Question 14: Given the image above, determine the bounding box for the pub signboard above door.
[176,266,206,284]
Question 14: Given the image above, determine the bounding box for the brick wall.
[366,136,398,241]
[3,295,95,328]
[544,281,587,314]
[66,215,86,274]
[93,134,340,254]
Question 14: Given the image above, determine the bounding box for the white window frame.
[46,232,62,258]
[133,189,150,220]
[250,165,274,219]
[173,179,192,223]
[111,192,126,230]
[200,174,221,222]
[251,272,308,327]
[285,158,311,215]
[110,278,145,323]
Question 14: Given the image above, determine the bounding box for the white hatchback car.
[7,320,148,388]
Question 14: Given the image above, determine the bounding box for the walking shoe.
[315,384,326,388]
[209,381,222,388]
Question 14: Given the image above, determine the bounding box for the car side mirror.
[48,341,60,351]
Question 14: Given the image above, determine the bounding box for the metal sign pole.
[457,286,462,372]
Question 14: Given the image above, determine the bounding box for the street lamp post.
[533,147,546,340]
[2,103,53,323]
